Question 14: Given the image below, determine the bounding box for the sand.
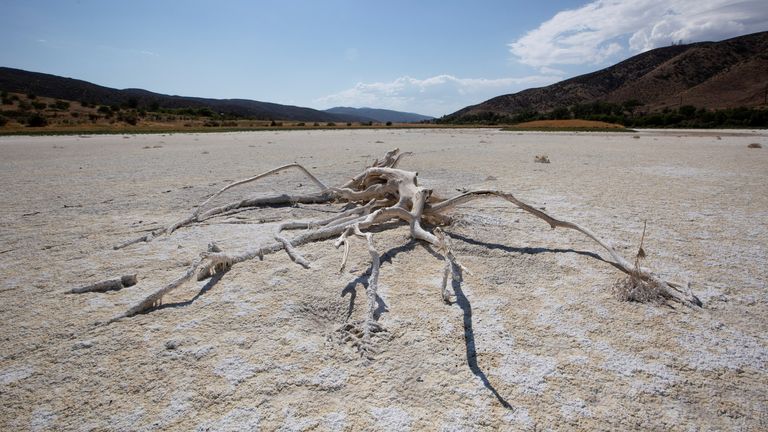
[1,128,766,431]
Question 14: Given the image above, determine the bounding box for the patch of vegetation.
[53,100,71,110]
[440,101,768,128]
[27,113,48,127]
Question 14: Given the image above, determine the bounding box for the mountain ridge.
[445,31,768,122]
[0,67,370,123]
[324,107,433,123]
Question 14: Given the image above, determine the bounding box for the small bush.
[0,115,8,126]
[32,101,47,110]
[54,100,71,110]
[386,121,392,126]
[612,274,664,303]
[27,113,48,127]
[346,122,351,126]
[27,93,36,99]
[118,111,138,125]
[747,143,762,149]
[534,155,550,163]
[326,122,336,127]
[313,122,320,127]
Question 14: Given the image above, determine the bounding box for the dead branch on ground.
[79,148,701,358]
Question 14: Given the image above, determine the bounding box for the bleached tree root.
[92,148,700,358]
[426,190,702,307]
[67,274,137,294]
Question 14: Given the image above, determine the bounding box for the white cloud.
[315,73,562,117]
[510,0,768,68]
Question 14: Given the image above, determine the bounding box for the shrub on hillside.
[53,100,71,110]
[27,114,48,127]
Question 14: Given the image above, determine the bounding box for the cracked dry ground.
[1,128,766,431]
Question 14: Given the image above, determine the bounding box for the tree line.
[438,100,768,128]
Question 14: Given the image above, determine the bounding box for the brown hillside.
[447,31,768,120]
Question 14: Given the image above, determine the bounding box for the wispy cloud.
[316,73,562,117]
[136,49,160,57]
[510,0,768,68]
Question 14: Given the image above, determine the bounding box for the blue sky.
[1,0,766,117]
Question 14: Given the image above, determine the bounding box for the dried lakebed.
[1,128,766,430]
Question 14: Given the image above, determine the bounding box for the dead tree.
[82,149,701,358]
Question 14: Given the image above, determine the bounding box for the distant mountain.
[324,107,433,123]
[0,67,367,122]
[445,31,768,121]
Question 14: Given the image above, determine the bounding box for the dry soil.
[1,128,766,431]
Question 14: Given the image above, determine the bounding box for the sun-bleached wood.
[89,148,701,356]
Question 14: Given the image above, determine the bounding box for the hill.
[445,31,768,122]
[0,67,367,123]
[324,107,433,123]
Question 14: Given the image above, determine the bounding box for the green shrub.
[32,101,47,110]
[27,113,48,127]
[117,111,138,125]
[54,100,71,110]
